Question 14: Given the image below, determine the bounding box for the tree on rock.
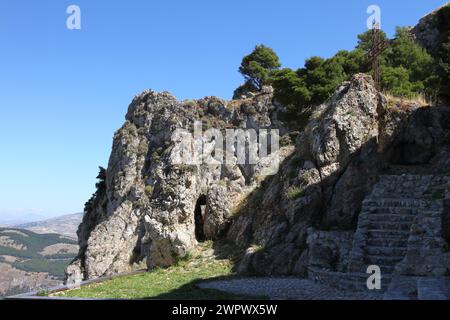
[239,45,281,90]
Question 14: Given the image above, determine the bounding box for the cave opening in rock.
[194,194,207,242]
[389,141,433,165]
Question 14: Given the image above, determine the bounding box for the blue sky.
[0,0,446,221]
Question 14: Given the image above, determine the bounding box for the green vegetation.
[84,166,107,215]
[286,186,304,200]
[239,44,281,90]
[0,229,77,258]
[269,28,437,127]
[144,185,154,196]
[54,243,265,300]
[381,27,436,99]
[237,6,450,129]
[12,258,72,278]
[0,228,77,279]
[138,141,149,156]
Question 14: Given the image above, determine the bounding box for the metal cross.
[366,21,392,90]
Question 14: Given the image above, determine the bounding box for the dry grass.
[383,91,435,112]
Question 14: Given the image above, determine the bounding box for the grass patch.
[53,243,265,300]
[144,185,154,196]
[286,186,304,200]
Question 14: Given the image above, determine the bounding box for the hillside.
[0,228,78,296]
[15,213,83,239]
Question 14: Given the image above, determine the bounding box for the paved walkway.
[197,277,384,300]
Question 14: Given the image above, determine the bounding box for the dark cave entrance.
[389,141,433,165]
[194,194,207,242]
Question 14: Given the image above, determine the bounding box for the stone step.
[362,207,419,215]
[339,279,370,291]
[308,268,393,292]
[340,272,392,282]
[367,229,410,239]
[366,254,404,266]
[365,246,407,256]
[417,278,450,300]
[370,189,428,198]
[363,198,432,208]
[377,176,436,187]
[349,263,396,274]
[379,174,431,180]
[339,278,391,292]
[359,213,416,223]
[371,264,396,274]
[367,238,408,248]
[362,221,412,232]
[384,276,420,300]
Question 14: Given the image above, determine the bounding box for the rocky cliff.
[66,5,450,283]
[412,2,450,54]
[66,86,293,283]
[67,69,450,285]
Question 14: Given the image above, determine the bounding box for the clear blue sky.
[0,0,446,221]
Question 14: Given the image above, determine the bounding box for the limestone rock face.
[412,2,450,53]
[226,74,386,275]
[66,87,289,284]
[67,69,450,284]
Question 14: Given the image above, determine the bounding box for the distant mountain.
[0,212,49,226]
[0,228,79,296]
[15,213,83,239]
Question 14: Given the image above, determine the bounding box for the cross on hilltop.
[366,21,392,90]
[365,21,417,91]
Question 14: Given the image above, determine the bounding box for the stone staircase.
[343,174,445,291]
[307,173,449,297]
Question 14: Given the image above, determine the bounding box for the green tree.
[304,56,347,105]
[271,68,312,127]
[95,166,106,191]
[356,29,389,52]
[333,49,367,75]
[271,68,311,107]
[380,66,416,98]
[84,166,107,215]
[387,27,434,82]
[239,45,281,90]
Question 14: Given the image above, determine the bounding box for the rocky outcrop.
[227,74,386,275]
[66,86,290,284]
[67,68,450,284]
[412,2,450,54]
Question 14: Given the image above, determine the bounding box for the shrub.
[138,142,149,156]
[144,185,154,196]
[183,100,197,108]
[286,186,304,200]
